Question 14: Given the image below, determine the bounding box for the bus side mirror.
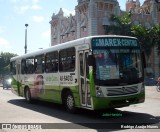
[142,51,146,68]
[88,55,93,66]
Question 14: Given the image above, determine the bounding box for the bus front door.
[79,51,92,108]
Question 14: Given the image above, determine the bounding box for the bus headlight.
[8,78,12,84]
[96,87,104,97]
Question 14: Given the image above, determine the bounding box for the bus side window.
[59,50,66,71]
[10,61,16,75]
[35,55,44,74]
[53,52,58,72]
[21,59,26,74]
[29,64,34,73]
[26,58,34,74]
[45,51,58,73]
[68,48,75,71]
[59,47,75,72]
[46,53,51,73]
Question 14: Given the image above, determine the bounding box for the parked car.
[144,77,157,86]
[2,76,12,89]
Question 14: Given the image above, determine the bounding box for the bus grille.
[107,86,138,96]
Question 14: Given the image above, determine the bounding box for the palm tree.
[109,13,154,60]
[131,25,157,77]
[131,25,153,59]
[151,24,160,55]
[109,12,132,36]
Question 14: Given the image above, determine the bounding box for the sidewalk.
[145,86,160,99]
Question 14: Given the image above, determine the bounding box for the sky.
[0,0,144,55]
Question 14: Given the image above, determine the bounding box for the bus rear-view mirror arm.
[88,55,93,66]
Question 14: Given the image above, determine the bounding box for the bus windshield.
[92,48,143,85]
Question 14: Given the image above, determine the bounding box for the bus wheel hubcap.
[67,95,74,109]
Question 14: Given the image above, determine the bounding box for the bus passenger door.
[79,51,92,108]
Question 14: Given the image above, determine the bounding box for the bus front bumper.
[92,92,145,110]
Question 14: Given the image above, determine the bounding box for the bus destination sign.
[92,38,138,47]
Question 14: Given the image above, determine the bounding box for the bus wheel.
[25,88,32,103]
[64,91,76,113]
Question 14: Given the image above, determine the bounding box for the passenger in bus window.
[29,64,34,73]
[70,60,75,71]
[46,63,49,72]
[59,62,62,71]
[49,64,52,72]
[54,62,58,72]
[35,65,42,73]
[52,63,56,72]
[46,63,52,73]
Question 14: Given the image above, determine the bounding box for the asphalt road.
[0,85,160,132]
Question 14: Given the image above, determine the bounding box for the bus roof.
[10,35,137,61]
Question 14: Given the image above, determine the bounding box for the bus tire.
[64,91,76,113]
[24,88,32,103]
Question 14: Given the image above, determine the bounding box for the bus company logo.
[2,124,12,129]
[122,87,126,92]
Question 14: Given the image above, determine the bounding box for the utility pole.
[24,24,28,54]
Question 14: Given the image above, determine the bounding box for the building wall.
[50,0,160,78]
[50,0,120,46]
[126,0,136,11]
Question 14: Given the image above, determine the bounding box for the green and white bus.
[10,35,145,112]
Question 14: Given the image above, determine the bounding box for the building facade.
[50,0,160,78]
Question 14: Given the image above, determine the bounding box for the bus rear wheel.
[25,88,32,103]
[64,91,76,113]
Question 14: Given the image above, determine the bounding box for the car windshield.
[93,48,143,85]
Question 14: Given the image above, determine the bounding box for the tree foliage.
[150,24,160,55]
[109,13,132,36]
[131,25,153,59]
[109,13,160,60]
[0,52,17,77]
